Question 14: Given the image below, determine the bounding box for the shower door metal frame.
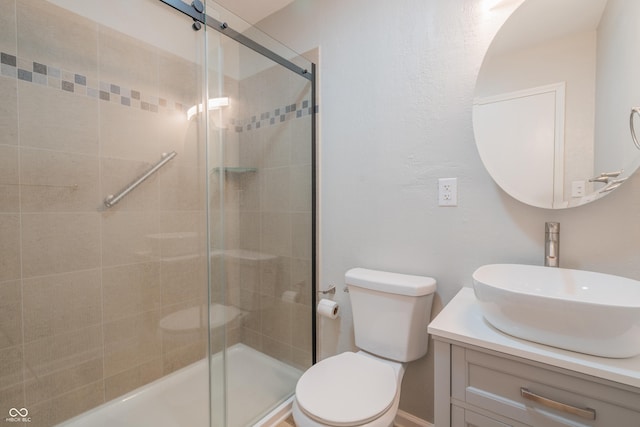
[157,0,318,363]
[158,0,314,81]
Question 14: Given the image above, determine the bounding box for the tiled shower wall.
[0,1,208,425]
[223,57,314,371]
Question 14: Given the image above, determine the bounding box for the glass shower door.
[0,0,314,425]
[203,2,315,425]
[0,1,214,425]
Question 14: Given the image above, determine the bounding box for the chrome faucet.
[544,222,560,267]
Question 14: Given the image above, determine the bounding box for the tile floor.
[276,415,296,427]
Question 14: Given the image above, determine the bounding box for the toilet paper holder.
[317,285,350,294]
[317,285,336,295]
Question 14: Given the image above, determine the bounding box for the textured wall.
[259,0,640,422]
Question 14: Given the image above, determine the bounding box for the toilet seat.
[295,352,398,426]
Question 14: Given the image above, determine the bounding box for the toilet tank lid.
[345,268,436,296]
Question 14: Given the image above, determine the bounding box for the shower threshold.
[59,344,302,427]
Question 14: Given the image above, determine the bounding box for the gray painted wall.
[258,0,640,422]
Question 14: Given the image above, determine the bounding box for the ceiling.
[211,0,296,25]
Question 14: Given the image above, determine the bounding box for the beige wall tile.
[262,335,292,364]
[163,340,206,374]
[161,255,207,305]
[0,145,19,212]
[159,211,206,258]
[0,0,16,55]
[17,0,98,78]
[259,125,291,169]
[238,258,260,293]
[98,25,158,99]
[101,211,159,267]
[292,213,312,261]
[0,214,20,281]
[291,347,312,371]
[0,383,25,424]
[18,82,99,155]
[260,213,292,257]
[238,174,260,212]
[158,50,200,107]
[104,357,163,402]
[260,256,289,298]
[239,212,260,250]
[241,327,262,352]
[292,303,312,351]
[22,269,101,342]
[290,117,313,166]
[291,258,312,307]
[99,102,163,162]
[20,148,100,212]
[22,325,103,415]
[21,213,100,278]
[159,162,204,211]
[260,296,292,344]
[103,310,162,377]
[261,167,290,212]
[0,280,21,349]
[223,210,241,250]
[27,381,104,427]
[290,164,311,213]
[103,262,161,322]
[0,79,18,147]
[239,288,260,312]
[0,345,23,391]
[25,356,103,405]
[23,325,103,377]
[241,300,261,334]
[161,318,207,350]
[238,127,260,169]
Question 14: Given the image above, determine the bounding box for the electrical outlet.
[438,177,458,206]
[571,180,585,198]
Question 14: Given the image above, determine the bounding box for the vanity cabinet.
[429,289,640,427]
[434,339,640,427]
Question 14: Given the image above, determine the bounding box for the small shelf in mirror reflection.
[210,167,257,174]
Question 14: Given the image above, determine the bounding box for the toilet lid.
[295,352,397,426]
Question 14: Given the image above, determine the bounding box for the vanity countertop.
[428,287,640,389]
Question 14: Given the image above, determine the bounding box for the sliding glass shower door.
[203,2,315,425]
[0,0,314,425]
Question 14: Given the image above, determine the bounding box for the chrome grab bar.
[630,107,640,150]
[520,388,596,421]
[103,151,177,208]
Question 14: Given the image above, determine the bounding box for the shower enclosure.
[0,0,315,426]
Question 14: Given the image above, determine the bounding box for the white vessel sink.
[472,264,640,358]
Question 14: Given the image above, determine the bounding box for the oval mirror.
[473,0,640,209]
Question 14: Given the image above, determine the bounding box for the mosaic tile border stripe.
[233,99,314,133]
[0,51,188,115]
[0,51,315,132]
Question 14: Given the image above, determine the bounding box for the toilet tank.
[345,268,437,362]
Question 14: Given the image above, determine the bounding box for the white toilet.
[293,268,437,427]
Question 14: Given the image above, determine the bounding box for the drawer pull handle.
[520,388,596,421]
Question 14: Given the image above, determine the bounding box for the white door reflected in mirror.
[474,0,640,209]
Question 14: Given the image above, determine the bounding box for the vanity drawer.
[452,405,529,427]
[452,347,640,426]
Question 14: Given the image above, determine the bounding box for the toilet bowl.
[293,268,437,427]
[293,351,404,427]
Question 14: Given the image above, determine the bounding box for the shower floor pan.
[59,344,302,427]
